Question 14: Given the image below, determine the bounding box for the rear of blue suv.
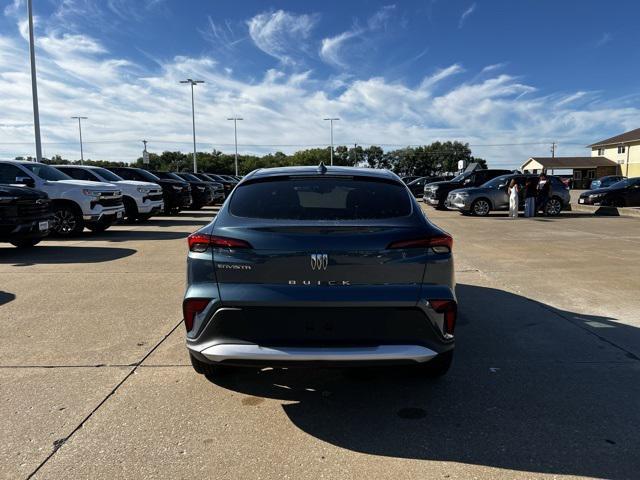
[183,166,457,378]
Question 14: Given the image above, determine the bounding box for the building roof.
[589,128,640,147]
[522,157,618,169]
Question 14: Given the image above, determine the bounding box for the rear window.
[229,177,412,220]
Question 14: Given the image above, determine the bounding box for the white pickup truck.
[54,165,164,222]
[0,160,124,236]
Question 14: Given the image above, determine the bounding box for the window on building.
[618,146,626,154]
[597,148,604,155]
[587,170,595,179]
[574,170,582,180]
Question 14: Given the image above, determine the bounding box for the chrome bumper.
[195,343,438,363]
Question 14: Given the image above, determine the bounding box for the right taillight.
[187,233,252,252]
[430,299,457,335]
[387,234,452,253]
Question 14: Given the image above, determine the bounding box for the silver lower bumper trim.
[198,344,438,363]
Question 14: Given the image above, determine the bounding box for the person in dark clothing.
[524,176,538,217]
[537,173,551,215]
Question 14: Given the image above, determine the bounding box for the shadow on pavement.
[208,284,640,479]
[52,230,191,243]
[0,291,16,306]
[138,218,211,228]
[0,246,136,265]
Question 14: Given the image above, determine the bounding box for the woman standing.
[524,176,537,218]
[508,178,519,219]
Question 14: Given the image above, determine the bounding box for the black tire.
[414,350,454,378]
[51,204,84,237]
[123,196,138,222]
[189,353,233,377]
[86,220,113,233]
[10,238,41,248]
[545,197,563,216]
[190,204,203,211]
[471,199,491,216]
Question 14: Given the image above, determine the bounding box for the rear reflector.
[187,233,252,252]
[387,234,452,252]
[430,299,457,335]
[183,298,210,332]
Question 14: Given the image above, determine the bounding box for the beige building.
[589,128,640,178]
[521,156,619,189]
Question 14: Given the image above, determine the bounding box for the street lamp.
[27,0,42,162]
[180,79,204,172]
[323,118,340,166]
[227,117,243,176]
[71,116,88,164]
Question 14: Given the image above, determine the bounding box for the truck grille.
[95,197,123,208]
[146,193,163,202]
[17,199,51,219]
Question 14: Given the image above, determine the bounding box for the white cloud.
[320,30,362,68]
[1,14,638,168]
[247,10,319,64]
[459,3,476,29]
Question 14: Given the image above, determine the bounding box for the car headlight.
[589,194,602,199]
[172,185,182,191]
[82,189,102,197]
[137,187,152,194]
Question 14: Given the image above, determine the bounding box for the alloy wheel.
[546,198,562,216]
[52,208,77,235]
[473,200,490,216]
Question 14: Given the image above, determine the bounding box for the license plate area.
[38,221,49,231]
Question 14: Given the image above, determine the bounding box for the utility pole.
[71,116,87,164]
[27,0,42,162]
[551,142,556,159]
[323,118,339,166]
[180,79,204,172]
[227,117,243,176]
[142,140,149,167]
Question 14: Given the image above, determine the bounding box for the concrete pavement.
[1,205,639,479]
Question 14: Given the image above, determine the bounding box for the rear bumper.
[185,302,455,366]
[194,344,438,366]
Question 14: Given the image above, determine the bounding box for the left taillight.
[187,233,252,252]
[430,299,457,335]
[183,298,210,332]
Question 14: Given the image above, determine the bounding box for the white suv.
[0,160,124,236]
[55,165,164,222]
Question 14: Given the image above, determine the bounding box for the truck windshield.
[23,163,72,181]
[93,168,123,182]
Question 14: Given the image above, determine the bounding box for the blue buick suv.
[183,165,457,378]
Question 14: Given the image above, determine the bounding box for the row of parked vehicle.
[0,160,241,248]
[403,169,571,216]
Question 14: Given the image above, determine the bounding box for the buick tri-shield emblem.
[310,253,328,271]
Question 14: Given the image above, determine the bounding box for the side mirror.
[15,176,35,188]
[498,183,507,189]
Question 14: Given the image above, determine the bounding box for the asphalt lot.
[1,205,639,480]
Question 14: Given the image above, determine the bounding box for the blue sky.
[1,0,639,167]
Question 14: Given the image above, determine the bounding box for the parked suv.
[407,176,451,197]
[424,169,512,208]
[183,166,456,378]
[447,174,571,216]
[55,165,164,222]
[202,173,237,198]
[0,160,123,236]
[107,167,192,214]
[0,184,52,248]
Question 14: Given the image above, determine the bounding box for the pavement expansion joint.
[25,319,183,480]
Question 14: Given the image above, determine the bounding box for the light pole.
[71,116,87,164]
[27,0,42,162]
[180,79,204,172]
[323,118,339,166]
[227,117,243,176]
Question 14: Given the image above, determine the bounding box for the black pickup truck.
[0,184,52,248]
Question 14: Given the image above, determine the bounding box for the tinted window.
[0,164,26,184]
[178,173,200,182]
[230,178,412,220]
[23,163,71,181]
[93,168,123,182]
[64,168,98,181]
[482,174,513,188]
